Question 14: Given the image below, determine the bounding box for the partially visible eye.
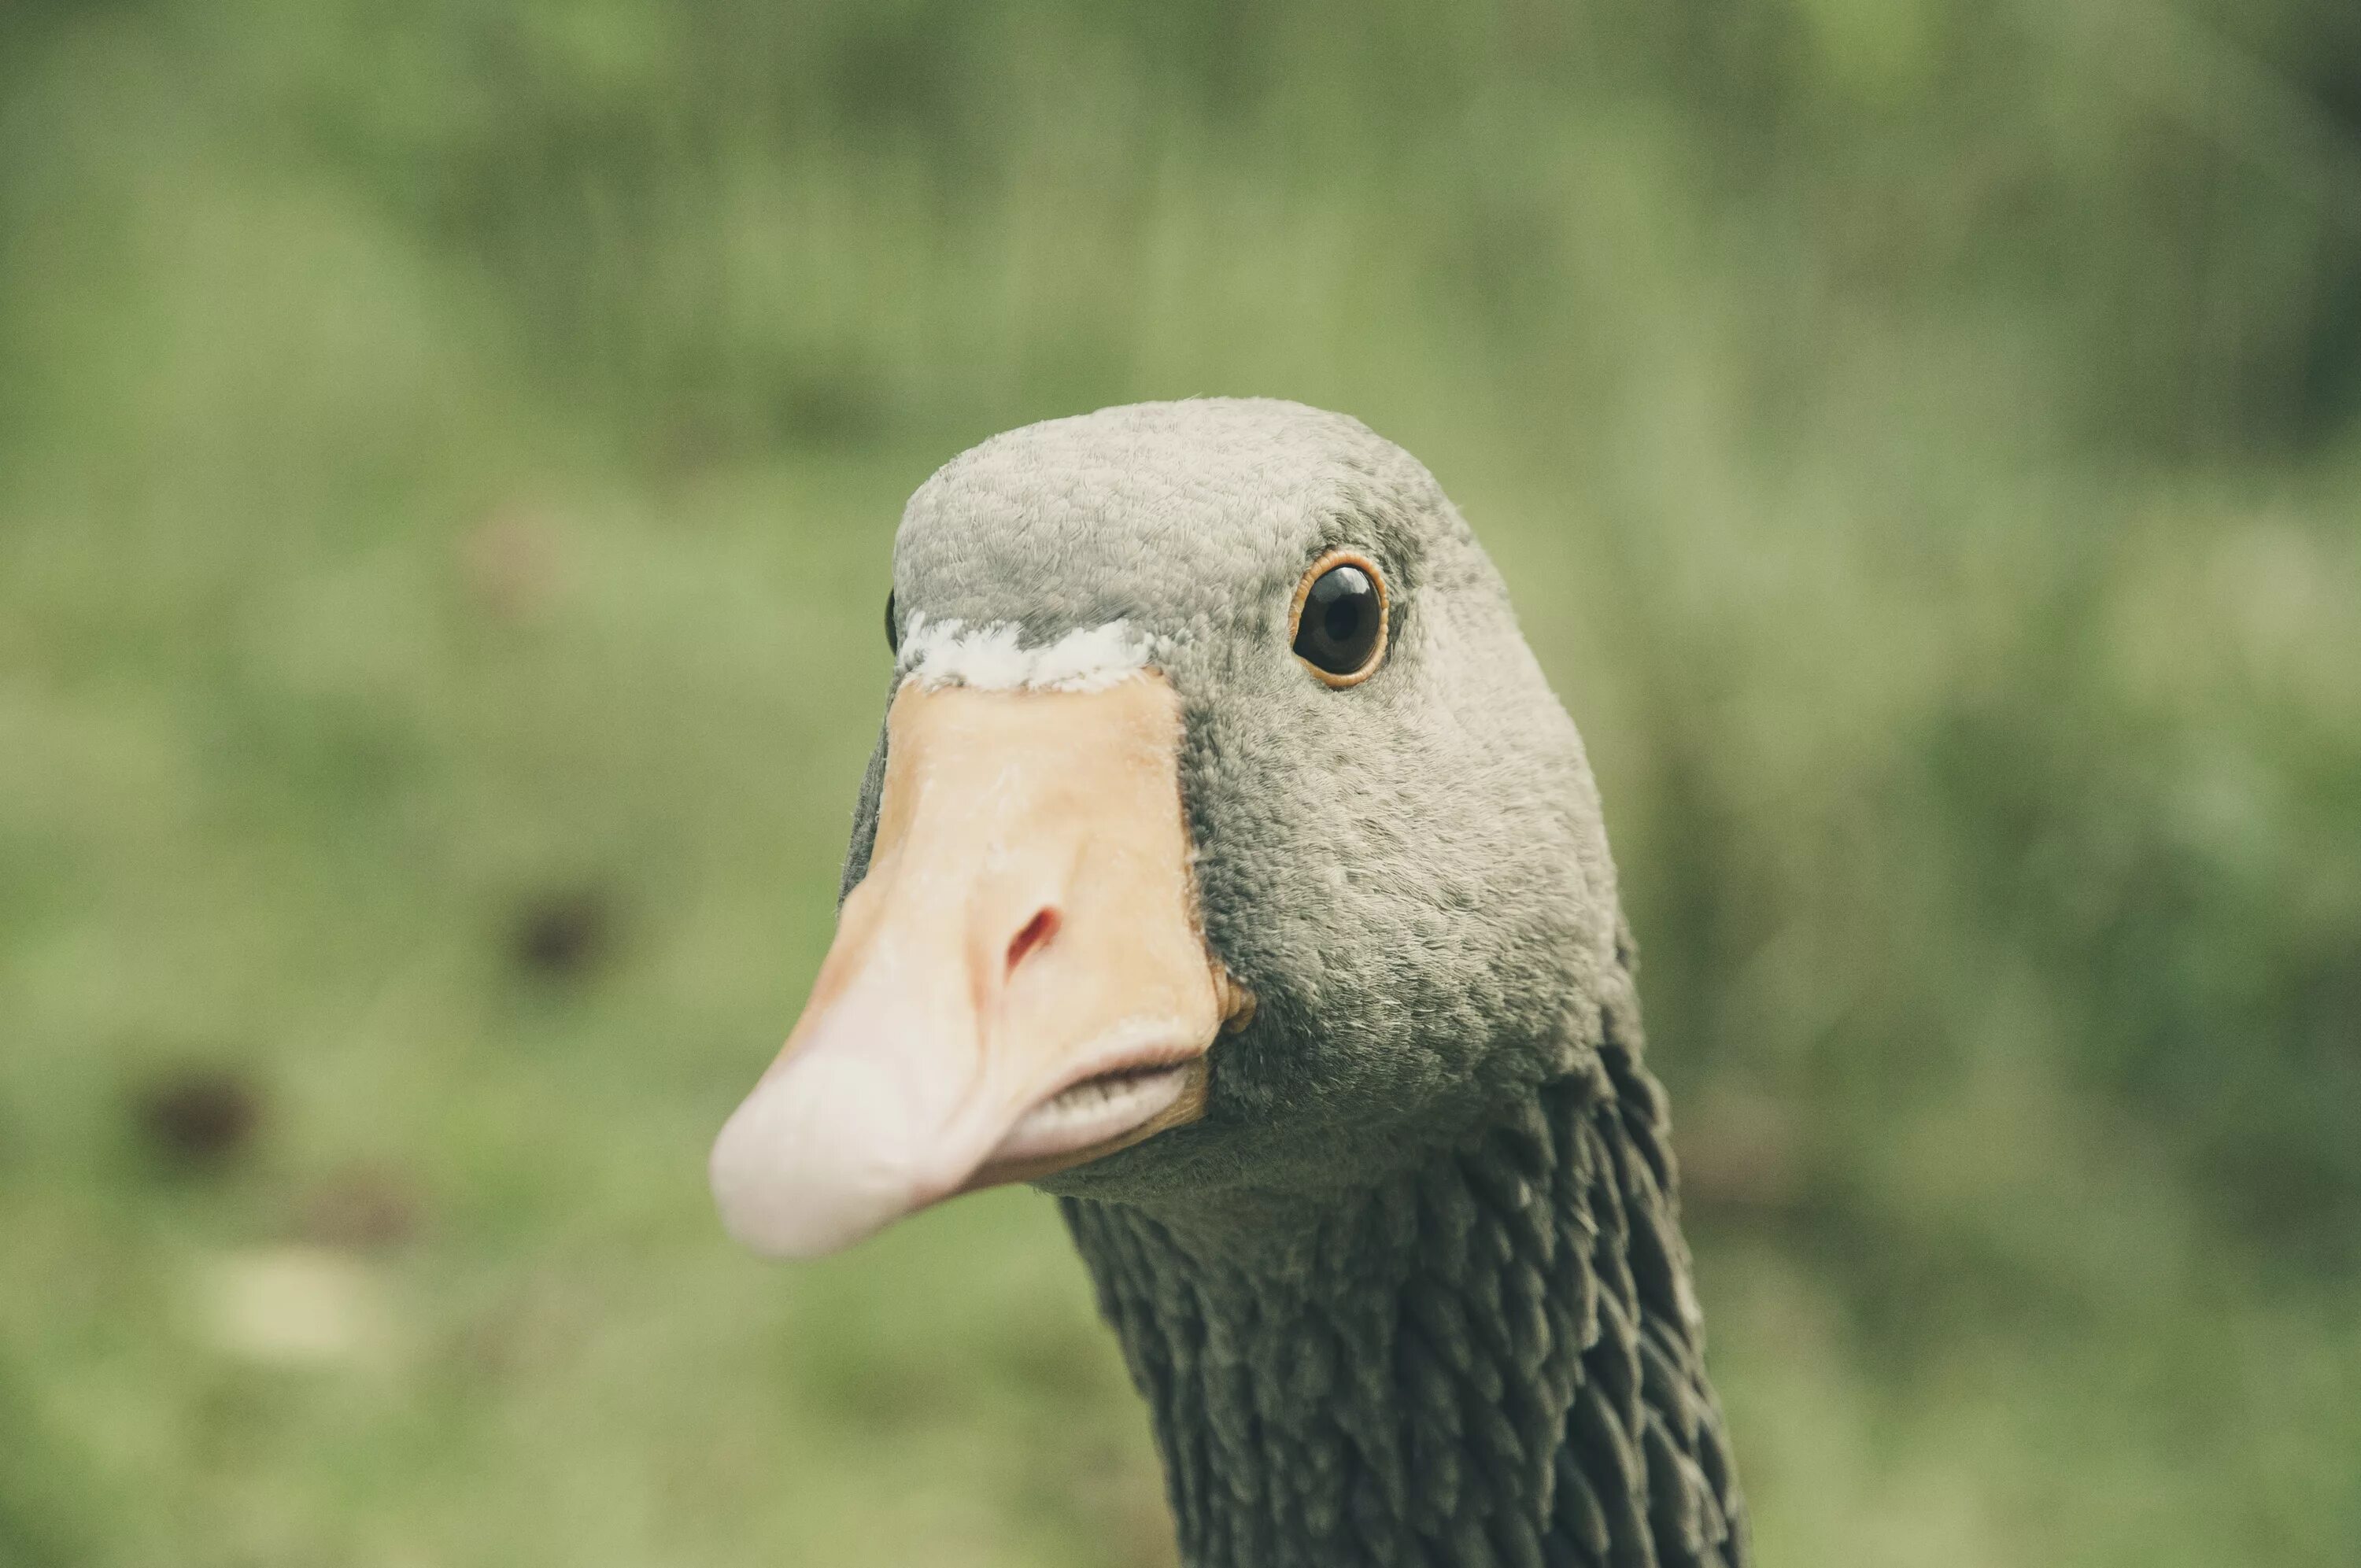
[885,590,899,655]
[1288,552,1388,685]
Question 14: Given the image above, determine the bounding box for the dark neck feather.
[1061,1034,1750,1568]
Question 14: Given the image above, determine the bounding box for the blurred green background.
[3,2,2359,1563]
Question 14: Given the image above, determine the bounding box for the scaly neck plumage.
[1061,1035,1750,1568]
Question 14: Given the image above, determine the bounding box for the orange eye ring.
[1287,550,1389,688]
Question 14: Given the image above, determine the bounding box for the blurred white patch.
[199,1245,390,1367]
[899,615,1161,692]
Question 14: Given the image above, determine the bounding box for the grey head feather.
[843,398,1625,1222]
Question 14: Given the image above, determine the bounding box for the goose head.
[711,398,1624,1256]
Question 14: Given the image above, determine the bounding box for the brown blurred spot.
[460,505,565,622]
[511,887,614,980]
[301,1165,423,1250]
[1675,1088,1802,1216]
[1062,1439,1180,1568]
[133,1066,261,1171]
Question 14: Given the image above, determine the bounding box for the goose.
[710,399,1750,1568]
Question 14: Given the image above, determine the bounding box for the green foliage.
[2,2,2356,1565]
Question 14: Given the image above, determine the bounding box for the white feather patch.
[899,614,1162,692]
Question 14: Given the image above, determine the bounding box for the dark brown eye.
[885,590,899,654]
[1289,552,1388,685]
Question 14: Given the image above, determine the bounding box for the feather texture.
[1063,968,1748,1568]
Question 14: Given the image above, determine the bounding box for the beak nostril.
[1005,907,1059,976]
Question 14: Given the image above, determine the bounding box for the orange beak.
[709,673,1251,1258]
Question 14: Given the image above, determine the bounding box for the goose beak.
[709,673,1251,1259]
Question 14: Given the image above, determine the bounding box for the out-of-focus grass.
[2,2,2358,1564]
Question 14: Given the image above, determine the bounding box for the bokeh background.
[3,2,2359,1563]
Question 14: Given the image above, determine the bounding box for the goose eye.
[1289,553,1388,686]
[885,590,899,655]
